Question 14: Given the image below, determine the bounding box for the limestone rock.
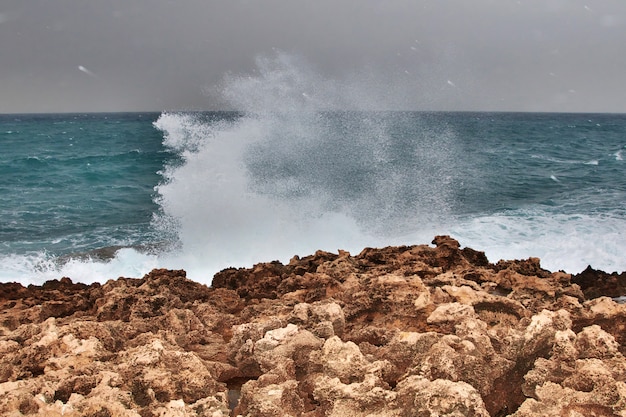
[396,376,491,417]
[1,236,626,416]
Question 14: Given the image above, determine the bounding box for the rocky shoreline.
[1,236,626,416]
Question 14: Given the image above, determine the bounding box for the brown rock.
[2,236,626,416]
[396,376,491,416]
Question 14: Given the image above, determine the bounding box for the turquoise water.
[0,113,166,254]
[2,109,625,285]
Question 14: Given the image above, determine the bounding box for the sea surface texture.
[2,105,626,284]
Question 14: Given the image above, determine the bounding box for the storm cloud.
[1,0,625,113]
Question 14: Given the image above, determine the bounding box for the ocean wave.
[450,210,626,274]
[0,249,161,285]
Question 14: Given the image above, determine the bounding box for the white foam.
[0,249,160,285]
[449,210,626,274]
[5,205,624,285]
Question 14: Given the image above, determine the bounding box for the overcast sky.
[1,0,625,113]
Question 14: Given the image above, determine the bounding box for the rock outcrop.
[1,236,626,416]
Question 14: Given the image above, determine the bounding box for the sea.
[2,64,626,286]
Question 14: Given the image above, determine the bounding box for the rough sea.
[2,60,626,285]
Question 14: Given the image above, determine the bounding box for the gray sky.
[1,0,625,113]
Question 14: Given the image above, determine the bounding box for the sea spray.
[2,58,626,286]
[152,52,461,281]
[151,58,626,280]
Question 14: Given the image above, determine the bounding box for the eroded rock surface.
[1,236,626,416]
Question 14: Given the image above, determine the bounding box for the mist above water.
[152,52,460,280]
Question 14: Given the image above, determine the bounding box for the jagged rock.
[572,266,626,299]
[396,376,491,417]
[516,324,626,416]
[1,236,626,416]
